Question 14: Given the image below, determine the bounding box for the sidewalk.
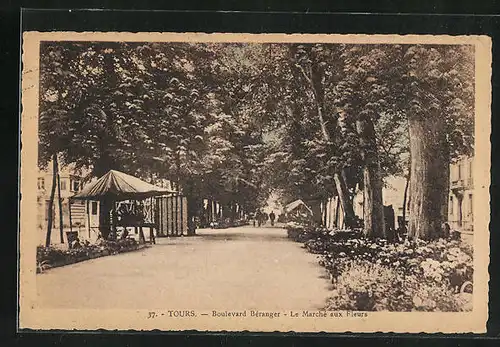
[36,226,332,311]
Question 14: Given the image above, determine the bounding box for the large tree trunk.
[93,150,114,240]
[407,116,449,241]
[292,45,358,229]
[323,199,328,226]
[210,199,215,223]
[309,199,323,226]
[356,117,386,238]
[97,197,111,239]
[99,199,112,240]
[334,196,340,228]
[361,167,386,238]
[94,55,120,240]
[334,173,356,228]
[186,196,199,236]
[402,173,410,231]
[341,169,355,204]
[228,201,237,223]
[56,169,64,243]
[45,153,58,247]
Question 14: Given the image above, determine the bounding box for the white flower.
[413,295,423,307]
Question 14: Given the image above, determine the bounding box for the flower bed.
[287,224,473,312]
[36,238,147,273]
[286,223,362,247]
[220,219,250,228]
[206,219,250,229]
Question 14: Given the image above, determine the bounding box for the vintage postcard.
[20,32,491,333]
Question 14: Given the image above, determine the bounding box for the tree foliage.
[39,41,475,238]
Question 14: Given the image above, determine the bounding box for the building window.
[450,196,454,215]
[37,177,45,190]
[91,201,98,215]
[458,164,462,180]
[71,179,79,192]
[60,179,67,191]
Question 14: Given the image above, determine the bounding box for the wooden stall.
[70,170,174,243]
[155,194,188,237]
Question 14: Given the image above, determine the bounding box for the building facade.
[448,156,474,233]
[320,155,474,234]
[381,156,474,234]
[37,161,99,246]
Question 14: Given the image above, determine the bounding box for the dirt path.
[36,226,332,310]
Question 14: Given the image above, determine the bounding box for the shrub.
[325,260,465,312]
[287,225,473,312]
[100,238,139,254]
[37,238,141,271]
[37,245,67,264]
[317,236,473,290]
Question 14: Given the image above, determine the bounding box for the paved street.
[36,226,332,310]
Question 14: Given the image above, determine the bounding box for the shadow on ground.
[152,240,194,247]
[196,231,288,242]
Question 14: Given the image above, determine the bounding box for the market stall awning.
[71,170,175,201]
[284,199,313,214]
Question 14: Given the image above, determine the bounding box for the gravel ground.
[36,226,332,310]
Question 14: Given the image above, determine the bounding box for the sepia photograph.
[19,32,491,333]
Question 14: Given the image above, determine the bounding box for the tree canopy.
[39,41,474,239]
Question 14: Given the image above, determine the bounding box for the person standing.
[256,210,262,227]
[269,211,276,226]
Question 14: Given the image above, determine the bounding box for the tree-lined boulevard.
[35,40,476,313]
[37,226,331,310]
[39,41,474,243]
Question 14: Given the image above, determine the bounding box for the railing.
[451,178,473,190]
[448,219,474,233]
